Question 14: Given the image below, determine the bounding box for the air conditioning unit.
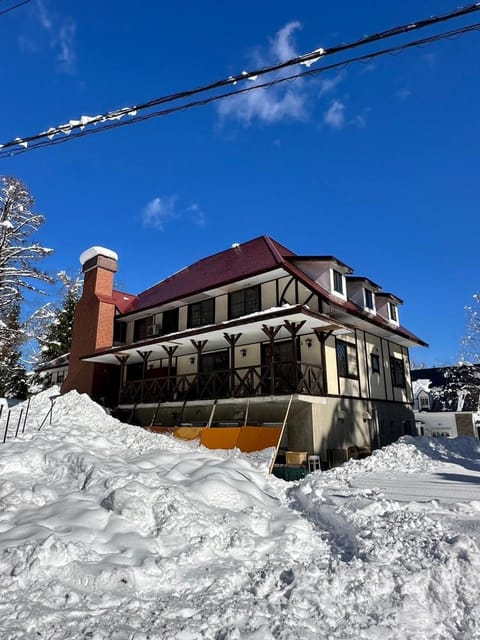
[146,324,160,337]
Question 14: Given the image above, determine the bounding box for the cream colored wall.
[324,334,339,395]
[176,353,197,376]
[178,306,188,332]
[286,403,314,453]
[216,294,228,323]
[235,344,260,368]
[261,280,277,309]
[277,275,296,305]
[363,333,385,399]
[356,331,369,398]
[125,321,134,344]
[311,397,373,458]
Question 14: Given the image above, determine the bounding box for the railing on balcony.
[119,361,324,404]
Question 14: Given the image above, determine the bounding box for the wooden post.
[21,397,31,434]
[206,400,217,427]
[224,333,241,396]
[115,355,130,405]
[314,328,334,395]
[3,410,11,443]
[262,325,282,395]
[14,409,24,438]
[284,320,306,391]
[268,394,294,474]
[137,350,152,403]
[162,345,178,400]
[191,339,208,398]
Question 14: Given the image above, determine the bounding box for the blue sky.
[1,0,479,366]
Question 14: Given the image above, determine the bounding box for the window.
[389,302,398,322]
[332,269,344,295]
[188,299,214,328]
[57,370,65,383]
[229,285,261,319]
[113,320,126,345]
[133,316,158,341]
[364,289,374,310]
[162,308,179,335]
[371,353,380,374]
[419,395,430,409]
[390,356,406,388]
[336,339,358,378]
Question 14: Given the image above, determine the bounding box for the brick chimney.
[61,247,119,401]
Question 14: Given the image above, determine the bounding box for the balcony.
[119,361,324,405]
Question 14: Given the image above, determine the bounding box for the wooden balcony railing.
[119,361,324,405]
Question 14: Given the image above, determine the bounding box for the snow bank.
[1,390,480,638]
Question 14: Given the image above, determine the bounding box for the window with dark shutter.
[390,356,406,387]
[188,299,215,328]
[336,339,358,379]
[229,285,261,319]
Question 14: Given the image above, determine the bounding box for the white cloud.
[142,196,178,231]
[318,72,345,97]
[142,197,206,231]
[324,100,345,129]
[187,204,207,226]
[217,22,309,125]
[57,20,76,71]
[29,0,77,72]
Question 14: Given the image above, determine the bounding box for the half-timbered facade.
[62,236,427,466]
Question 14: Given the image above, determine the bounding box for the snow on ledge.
[80,246,118,266]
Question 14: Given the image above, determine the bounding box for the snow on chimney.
[61,246,119,401]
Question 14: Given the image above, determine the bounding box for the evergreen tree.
[31,271,82,366]
[0,176,51,397]
[0,176,52,314]
[0,299,28,399]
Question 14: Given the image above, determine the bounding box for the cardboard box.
[285,451,307,465]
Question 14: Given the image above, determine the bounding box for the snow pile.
[1,390,480,638]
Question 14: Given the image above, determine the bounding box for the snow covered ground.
[1,389,480,640]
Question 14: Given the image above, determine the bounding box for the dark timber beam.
[262,325,282,395]
[224,332,242,395]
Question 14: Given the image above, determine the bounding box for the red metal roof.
[112,290,137,313]
[126,235,295,314]
[112,234,426,347]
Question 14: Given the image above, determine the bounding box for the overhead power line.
[3,20,479,160]
[0,0,33,17]
[1,2,480,158]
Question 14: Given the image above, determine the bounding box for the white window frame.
[388,302,399,324]
[364,288,376,312]
[331,268,346,299]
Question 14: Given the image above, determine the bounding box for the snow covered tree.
[0,176,52,397]
[462,293,480,364]
[29,271,82,367]
[0,176,53,314]
[432,363,480,412]
[0,298,28,399]
[429,295,480,412]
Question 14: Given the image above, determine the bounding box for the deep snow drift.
[1,389,480,639]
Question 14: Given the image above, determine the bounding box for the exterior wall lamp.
[240,348,247,358]
[189,356,195,365]
[305,338,313,348]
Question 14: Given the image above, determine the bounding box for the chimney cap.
[80,246,118,266]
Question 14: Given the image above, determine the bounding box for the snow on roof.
[79,246,118,266]
[413,378,432,396]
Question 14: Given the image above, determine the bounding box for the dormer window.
[389,302,398,323]
[332,269,345,295]
[364,288,375,311]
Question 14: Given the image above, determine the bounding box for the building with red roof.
[62,236,427,467]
